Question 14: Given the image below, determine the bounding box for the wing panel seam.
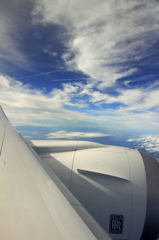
[0,117,6,156]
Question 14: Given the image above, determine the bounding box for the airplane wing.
[0,106,112,240]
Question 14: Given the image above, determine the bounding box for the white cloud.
[32,0,159,86]
[1,74,159,132]
[46,131,111,139]
[13,122,56,127]
[126,135,159,153]
[0,74,89,123]
[63,80,159,112]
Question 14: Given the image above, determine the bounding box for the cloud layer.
[0,74,159,132]
[46,131,111,139]
[126,135,159,154]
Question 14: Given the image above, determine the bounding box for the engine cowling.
[31,141,159,240]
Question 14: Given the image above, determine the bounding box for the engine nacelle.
[70,147,159,240]
[31,141,159,240]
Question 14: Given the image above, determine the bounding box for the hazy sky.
[0,0,159,156]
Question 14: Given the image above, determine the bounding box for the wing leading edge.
[0,106,112,240]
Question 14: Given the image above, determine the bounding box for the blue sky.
[0,0,159,157]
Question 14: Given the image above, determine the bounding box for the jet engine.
[30,140,159,240]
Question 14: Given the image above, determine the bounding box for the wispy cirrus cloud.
[17,71,59,80]
[32,0,159,86]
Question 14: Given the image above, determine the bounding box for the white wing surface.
[0,106,112,240]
